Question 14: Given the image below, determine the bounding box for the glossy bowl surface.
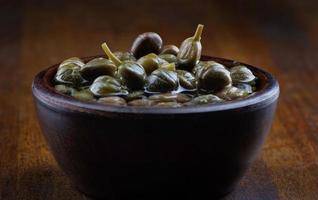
[32,55,279,199]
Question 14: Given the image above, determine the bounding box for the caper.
[59,57,84,68]
[102,43,147,90]
[176,70,196,90]
[154,102,182,108]
[146,69,179,93]
[113,52,136,61]
[131,32,163,59]
[137,53,165,75]
[194,61,225,78]
[159,54,177,63]
[55,64,85,87]
[234,83,254,94]
[128,99,157,107]
[54,84,75,95]
[177,24,204,71]
[98,96,127,106]
[80,58,117,81]
[118,62,146,90]
[159,63,176,71]
[216,86,248,100]
[89,75,127,97]
[124,91,146,101]
[149,93,192,103]
[160,45,179,56]
[71,89,95,101]
[230,65,256,83]
[184,94,224,106]
[197,64,232,92]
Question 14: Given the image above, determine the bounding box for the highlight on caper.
[52,24,258,107]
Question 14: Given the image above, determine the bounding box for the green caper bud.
[54,84,75,95]
[118,62,147,90]
[234,83,254,94]
[137,53,163,75]
[160,45,179,56]
[55,64,85,86]
[193,61,225,78]
[146,69,179,93]
[59,57,84,68]
[113,52,136,61]
[149,93,192,103]
[80,58,117,81]
[176,70,196,90]
[128,99,157,107]
[159,63,176,71]
[184,94,224,106]
[154,102,182,108]
[198,64,232,92]
[89,75,127,97]
[124,91,146,101]
[71,89,95,101]
[230,65,256,83]
[159,54,177,63]
[177,24,204,71]
[131,32,163,59]
[216,86,248,100]
[101,42,147,90]
[98,96,127,106]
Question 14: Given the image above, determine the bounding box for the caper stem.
[101,42,122,66]
[193,24,204,41]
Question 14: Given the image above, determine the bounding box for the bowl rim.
[32,55,279,115]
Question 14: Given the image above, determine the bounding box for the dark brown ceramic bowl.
[32,55,279,200]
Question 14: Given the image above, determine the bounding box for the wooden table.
[1,0,317,199]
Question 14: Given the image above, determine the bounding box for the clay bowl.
[32,55,279,200]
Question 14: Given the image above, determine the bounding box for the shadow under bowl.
[32,55,279,200]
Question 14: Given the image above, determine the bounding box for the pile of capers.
[53,24,257,107]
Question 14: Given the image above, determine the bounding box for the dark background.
[1,0,318,199]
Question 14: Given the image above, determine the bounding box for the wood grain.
[0,0,317,199]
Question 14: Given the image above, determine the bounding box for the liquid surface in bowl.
[53,24,258,107]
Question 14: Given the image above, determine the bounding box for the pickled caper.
[71,89,95,101]
[113,52,136,61]
[102,42,146,90]
[131,32,162,59]
[128,99,157,107]
[159,54,177,63]
[185,94,224,106]
[54,84,75,95]
[234,83,254,94]
[80,58,117,81]
[124,91,146,101]
[154,102,182,108]
[89,75,127,97]
[146,69,179,93]
[216,86,248,100]
[197,64,232,92]
[177,24,204,71]
[55,64,85,87]
[230,65,256,83]
[160,45,179,56]
[98,96,127,106]
[176,70,196,90]
[159,63,176,71]
[149,93,192,103]
[59,57,84,68]
[137,53,166,75]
